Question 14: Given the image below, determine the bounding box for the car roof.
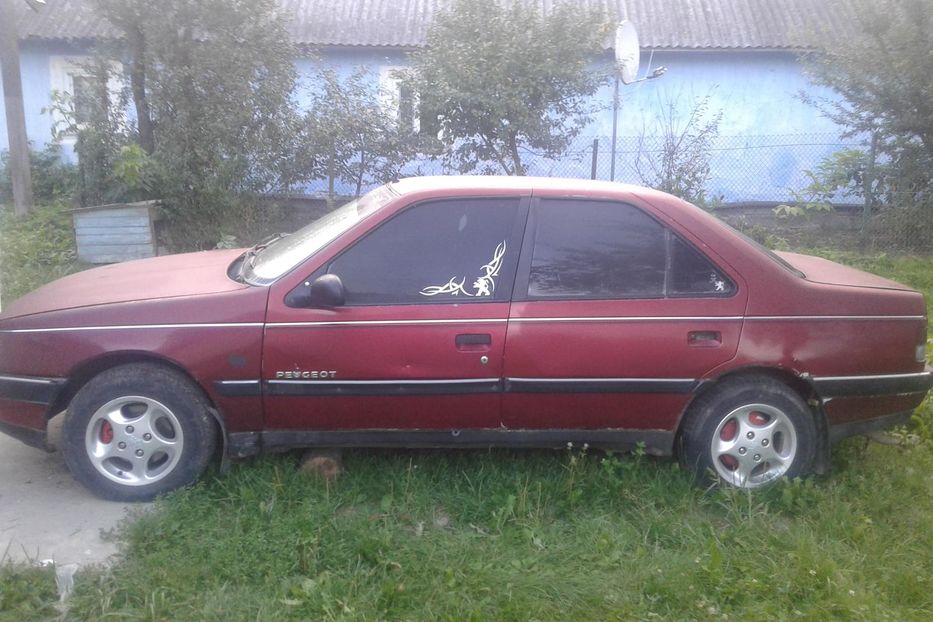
[389,175,674,202]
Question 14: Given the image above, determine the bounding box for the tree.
[800,0,933,211]
[406,0,610,176]
[635,94,722,207]
[85,0,306,248]
[92,0,154,154]
[305,67,416,203]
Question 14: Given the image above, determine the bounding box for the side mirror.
[307,274,346,307]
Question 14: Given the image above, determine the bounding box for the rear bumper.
[0,373,67,450]
[817,368,931,442]
[813,370,933,399]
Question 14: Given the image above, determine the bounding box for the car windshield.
[242,184,397,285]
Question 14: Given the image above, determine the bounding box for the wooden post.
[0,0,35,216]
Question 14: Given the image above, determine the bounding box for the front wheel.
[62,363,218,501]
[680,377,818,489]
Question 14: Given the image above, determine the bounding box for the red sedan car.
[0,177,929,500]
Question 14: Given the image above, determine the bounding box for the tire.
[680,376,818,489]
[62,363,218,501]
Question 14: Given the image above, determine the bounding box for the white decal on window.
[420,241,506,298]
[710,273,726,292]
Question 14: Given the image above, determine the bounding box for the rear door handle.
[456,333,492,350]
[688,330,722,346]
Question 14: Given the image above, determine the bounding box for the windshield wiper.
[238,232,290,280]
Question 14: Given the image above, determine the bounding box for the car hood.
[775,251,915,291]
[0,249,249,320]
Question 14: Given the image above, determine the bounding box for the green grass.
[33,444,933,621]
[2,253,932,622]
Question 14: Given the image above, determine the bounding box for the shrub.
[0,203,79,303]
[0,144,79,205]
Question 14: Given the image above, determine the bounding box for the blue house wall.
[2,43,855,202]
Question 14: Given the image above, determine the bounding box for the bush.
[0,203,79,303]
[0,144,79,205]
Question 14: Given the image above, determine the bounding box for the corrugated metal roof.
[14,0,857,50]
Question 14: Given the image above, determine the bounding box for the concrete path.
[0,416,143,567]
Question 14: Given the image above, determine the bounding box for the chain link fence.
[291,132,930,253]
[529,133,859,203]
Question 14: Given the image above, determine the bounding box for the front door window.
[328,198,521,305]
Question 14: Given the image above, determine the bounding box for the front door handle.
[688,330,722,346]
[456,333,492,350]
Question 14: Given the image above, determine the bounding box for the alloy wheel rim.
[710,403,797,488]
[84,396,184,487]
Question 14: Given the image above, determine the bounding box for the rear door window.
[527,200,667,299]
[670,236,735,296]
[524,199,733,300]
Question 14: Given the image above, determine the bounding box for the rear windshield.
[723,222,806,278]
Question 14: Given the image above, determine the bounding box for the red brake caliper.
[719,419,739,471]
[100,421,114,444]
[720,419,737,441]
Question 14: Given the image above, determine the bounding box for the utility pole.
[0,0,35,216]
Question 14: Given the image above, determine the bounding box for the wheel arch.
[677,365,830,467]
[48,351,228,458]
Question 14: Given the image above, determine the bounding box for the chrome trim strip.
[267,314,924,327]
[0,322,263,334]
[0,374,60,385]
[213,379,262,398]
[266,319,508,328]
[507,376,695,383]
[2,315,922,334]
[269,378,501,386]
[812,371,932,382]
[745,315,925,321]
[509,316,743,323]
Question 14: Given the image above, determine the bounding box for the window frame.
[512,197,737,303]
[294,195,530,308]
[48,56,124,144]
[377,64,442,141]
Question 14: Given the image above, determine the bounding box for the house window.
[71,75,101,125]
[378,65,440,138]
[48,56,122,140]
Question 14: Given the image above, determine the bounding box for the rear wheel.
[62,363,217,501]
[681,377,818,488]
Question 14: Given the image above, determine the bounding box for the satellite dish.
[614,20,640,85]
